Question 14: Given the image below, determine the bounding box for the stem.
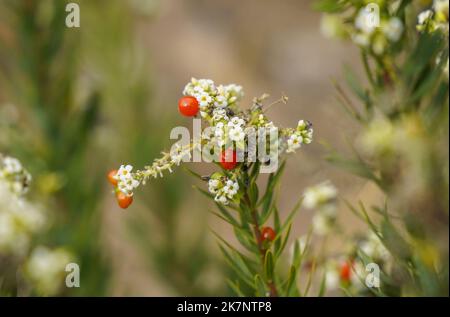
[243,191,278,297]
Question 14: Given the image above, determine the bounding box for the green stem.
[243,190,278,297]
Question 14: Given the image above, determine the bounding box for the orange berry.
[178,96,199,117]
[116,191,133,209]
[107,169,118,186]
[220,149,238,170]
[261,226,276,242]
[340,261,352,282]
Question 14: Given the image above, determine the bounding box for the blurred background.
[0,0,399,296]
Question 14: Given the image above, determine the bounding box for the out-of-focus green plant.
[315,0,448,296]
[0,0,109,295]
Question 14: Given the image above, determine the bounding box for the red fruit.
[340,261,352,282]
[261,226,276,242]
[220,149,238,170]
[107,169,118,186]
[116,191,133,209]
[178,96,199,117]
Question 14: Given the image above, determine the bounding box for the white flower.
[116,165,140,194]
[229,126,245,142]
[352,32,371,47]
[418,10,433,25]
[3,157,22,174]
[223,180,239,198]
[215,193,228,205]
[355,8,377,35]
[286,133,303,153]
[212,108,229,122]
[434,0,449,17]
[303,182,337,210]
[198,93,213,108]
[312,213,334,236]
[229,116,245,128]
[208,179,220,194]
[117,165,133,180]
[360,232,390,261]
[325,269,340,291]
[383,17,403,42]
[24,246,73,295]
[214,95,228,108]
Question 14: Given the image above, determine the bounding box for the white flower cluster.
[183,78,244,118]
[115,164,140,195]
[417,0,449,33]
[353,8,404,55]
[115,79,314,200]
[0,182,47,255]
[0,154,32,195]
[24,246,73,295]
[0,155,46,256]
[285,120,313,153]
[359,232,390,262]
[303,182,338,236]
[208,173,240,205]
[321,5,405,56]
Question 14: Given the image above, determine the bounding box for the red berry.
[261,226,276,242]
[107,169,118,186]
[178,96,199,117]
[116,191,133,209]
[220,149,238,170]
[340,261,352,282]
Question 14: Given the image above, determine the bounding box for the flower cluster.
[0,153,73,295]
[115,164,140,195]
[183,78,244,118]
[0,155,46,255]
[0,154,32,195]
[321,2,405,56]
[303,182,338,236]
[417,0,449,33]
[285,120,313,153]
[24,246,73,295]
[359,232,390,263]
[208,172,240,205]
[111,79,313,207]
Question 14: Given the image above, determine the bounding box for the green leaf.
[183,167,204,181]
[214,203,240,227]
[285,266,300,297]
[264,250,275,281]
[227,280,245,297]
[343,65,371,105]
[248,182,259,207]
[275,223,292,258]
[234,226,258,253]
[318,271,327,297]
[254,275,267,297]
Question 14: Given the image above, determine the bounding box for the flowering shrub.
[316,0,449,296]
[110,78,315,296]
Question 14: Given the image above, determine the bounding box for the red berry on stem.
[340,261,352,282]
[116,191,133,209]
[261,226,276,242]
[107,169,118,186]
[178,96,199,117]
[220,149,238,170]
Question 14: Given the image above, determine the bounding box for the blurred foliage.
[316,0,449,296]
[0,0,109,295]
